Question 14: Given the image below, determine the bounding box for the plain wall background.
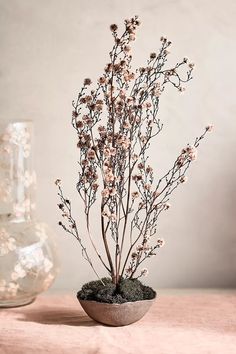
[1,0,236,290]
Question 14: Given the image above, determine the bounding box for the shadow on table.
[17,307,98,327]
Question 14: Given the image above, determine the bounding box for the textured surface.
[79,298,155,326]
[0,292,236,354]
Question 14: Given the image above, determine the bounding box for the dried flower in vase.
[56,16,212,306]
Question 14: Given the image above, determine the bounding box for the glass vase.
[0,121,59,307]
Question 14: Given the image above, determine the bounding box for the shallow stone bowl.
[78,297,156,326]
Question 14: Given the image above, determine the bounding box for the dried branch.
[56,16,212,285]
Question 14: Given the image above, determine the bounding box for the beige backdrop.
[1,0,236,290]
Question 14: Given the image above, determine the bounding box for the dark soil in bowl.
[77,278,156,304]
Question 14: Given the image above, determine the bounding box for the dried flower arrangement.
[56,16,212,305]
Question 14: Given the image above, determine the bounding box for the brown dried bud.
[110,24,118,32]
[138,163,144,170]
[92,183,99,191]
[87,149,96,160]
[80,97,86,104]
[98,76,106,84]
[84,78,92,86]
[124,45,131,53]
[139,67,146,74]
[72,110,78,118]
[76,121,84,129]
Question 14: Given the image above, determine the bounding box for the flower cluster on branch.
[56,16,212,285]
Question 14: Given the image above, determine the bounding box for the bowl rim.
[78,295,157,307]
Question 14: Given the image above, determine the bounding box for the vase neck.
[0,121,36,222]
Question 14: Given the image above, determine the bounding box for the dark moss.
[142,285,156,300]
[118,278,144,302]
[77,277,156,304]
[77,277,113,301]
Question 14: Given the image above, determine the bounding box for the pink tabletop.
[0,292,236,354]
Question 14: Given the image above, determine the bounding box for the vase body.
[0,121,59,307]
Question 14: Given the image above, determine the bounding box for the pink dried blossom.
[206,124,213,132]
[87,149,96,160]
[157,238,165,247]
[102,205,111,218]
[104,147,111,157]
[188,147,198,161]
[55,179,61,186]
[180,176,188,184]
[56,15,210,287]
[124,45,131,53]
[164,203,171,210]
[110,147,116,156]
[101,189,110,198]
[110,188,117,196]
[144,184,151,191]
[109,213,117,221]
[104,169,115,183]
[141,268,149,276]
[131,191,139,199]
